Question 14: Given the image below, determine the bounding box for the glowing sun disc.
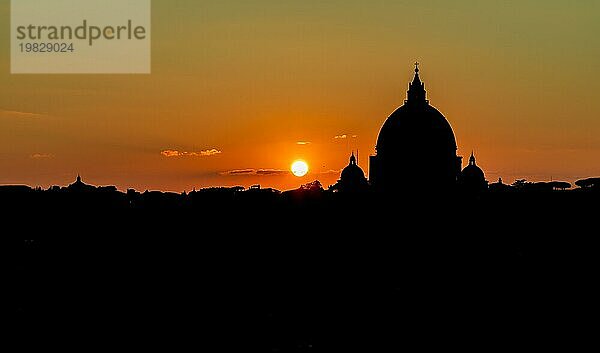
[291,160,309,177]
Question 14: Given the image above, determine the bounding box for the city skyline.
[2,1,600,192]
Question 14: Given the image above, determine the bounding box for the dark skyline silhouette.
[5,170,600,351]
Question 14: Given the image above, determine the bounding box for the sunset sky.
[1,1,600,192]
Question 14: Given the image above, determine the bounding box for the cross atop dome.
[406,62,428,104]
[469,151,476,166]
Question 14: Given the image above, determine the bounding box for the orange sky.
[1,1,600,191]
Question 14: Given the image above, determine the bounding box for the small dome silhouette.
[462,165,484,181]
[341,153,366,181]
[332,153,369,192]
[459,152,487,192]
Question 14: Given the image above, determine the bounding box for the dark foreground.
[3,189,599,350]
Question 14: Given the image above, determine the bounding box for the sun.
[291,160,309,177]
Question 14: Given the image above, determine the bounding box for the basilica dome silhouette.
[369,63,462,191]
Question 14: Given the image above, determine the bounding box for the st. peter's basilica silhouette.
[337,63,486,193]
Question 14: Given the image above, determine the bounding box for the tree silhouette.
[511,179,530,190]
[575,177,600,189]
[300,180,323,192]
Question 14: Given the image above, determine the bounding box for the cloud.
[221,169,290,176]
[221,169,256,176]
[161,149,222,157]
[296,141,311,145]
[317,169,341,175]
[161,150,182,157]
[30,153,54,159]
[0,109,45,119]
[199,149,222,156]
[256,169,290,176]
[334,134,358,140]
